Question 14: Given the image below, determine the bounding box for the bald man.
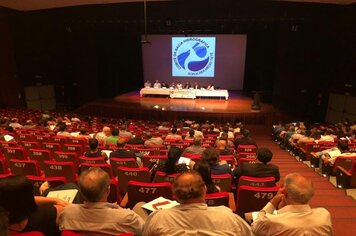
[95,126,111,143]
[143,172,252,236]
[59,168,144,235]
[251,173,333,236]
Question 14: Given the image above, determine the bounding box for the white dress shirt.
[252,202,333,236]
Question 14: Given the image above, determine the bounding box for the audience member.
[95,126,111,143]
[56,123,71,137]
[233,147,280,182]
[251,173,333,235]
[84,139,107,159]
[165,127,182,141]
[144,80,151,88]
[0,175,68,236]
[119,125,133,140]
[110,140,136,159]
[182,138,206,156]
[59,168,144,235]
[313,141,354,165]
[127,133,145,145]
[106,128,120,145]
[201,148,233,176]
[143,172,252,235]
[234,129,257,150]
[152,147,190,176]
[194,161,220,194]
[144,132,164,147]
[184,129,195,141]
[215,133,234,155]
[77,128,91,140]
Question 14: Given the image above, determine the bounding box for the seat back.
[142,155,167,168]
[127,181,173,209]
[219,155,235,165]
[50,136,69,146]
[43,161,77,182]
[238,158,257,166]
[63,144,83,157]
[68,138,86,147]
[34,135,50,144]
[117,167,150,198]
[332,156,356,175]
[110,158,137,176]
[54,152,79,169]
[238,152,257,159]
[28,149,52,170]
[236,186,279,217]
[153,171,179,183]
[205,192,229,207]
[27,176,67,196]
[211,174,232,192]
[80,163,113,178]
[79,156,106,165]
[21,141,40,150]
[237,145,257,153]
[9,159,41,176]
[132,148,157,156]
[3,147,27,162]
[0,158,9,174]
[238,176,276,188]
[41,142,61,154]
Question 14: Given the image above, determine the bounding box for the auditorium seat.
[238,152,257,159]
[43,161,78,182]
[336,160,356,188]
[63,144,84,157]
[9,159,41,176]
[237,145,257,153]
[219,154,235,165]
[80,163,114,178]
[211,174,232,192]
[132,147,157,156]
[110,158,137,176]
[54,152,79,169]
[236,186,279,217]
[50,136,69,146]
[21,141,40,151]
[27,175,67,196]
[16,231,45,236]
[33,135,50,144]
[126,181,173,209]
[205,192,230,207]
[67,137,86,147]
[0,140,18,149]
[142,155,167,168]
[237,176,276,188]
[321,155,356,177]
[0,158,9,174]
[3,146,27,163]
[28,149,52,170]
[41,142,61,154]
[78,156,106,165]
[153,171,179,183]
[238,158,257,166]
[117,167,150,198]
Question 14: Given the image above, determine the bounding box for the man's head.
[242,129,250,138]
[338,141,348,152]
[88,139,99,151]
[257,147,273,164]
[78,167,111,202]
[173,172,206,204]
[111,129,119,137]
[171,127,178,135]
[283,173,314,204]
[58,123,67,132]
[188,129,195,137]
[193,137,202,146]
[145,132,153,139]
[202,148,220,166]
[102,126,111,136]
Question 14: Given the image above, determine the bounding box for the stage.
[75,90,276,126]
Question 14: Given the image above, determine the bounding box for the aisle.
[253,133,356,236]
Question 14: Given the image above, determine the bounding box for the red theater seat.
[211,174,232,192]
[9,159,41,176]
[237,176,276,188]
[117,167,150,198]
[153,171,179,183]
[205,192,230,207]
[27,176,67,196]
[142,155,167,167]
[28,149,52,170]
[110,158,137,176]
[43,161,77,182]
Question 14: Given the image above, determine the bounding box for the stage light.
[201,107,205,110]
[154,105,160,109]
[161,107,165,111]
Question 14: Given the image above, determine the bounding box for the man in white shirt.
[59,168,144,235]
[95,126,111,143]
[153,80,161,89]
[144,80,151,88]
[143,172,252,236]
[251,173,333,236]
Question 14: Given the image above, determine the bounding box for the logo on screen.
[172,37,215,77]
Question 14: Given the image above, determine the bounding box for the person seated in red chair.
[233,147,280,182]
[233,129,257,151]
[59,168,144,235]
[201,148,233,177]
[182,138,206,156]
[312,141,354,166]
[144,132,164,147]
[0,175,68,236]
[143,172,252,236]
[165,127,182,141]
[251,173,333,236]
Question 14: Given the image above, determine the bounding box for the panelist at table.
[207,83,215,91]
[144,80,151,88]
[153,80,161,89]
[193,82,200,89]
[176,82,183,89]
[183,82,191,89]
[161,81,168,88]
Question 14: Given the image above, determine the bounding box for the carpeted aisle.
[253,132,356,236]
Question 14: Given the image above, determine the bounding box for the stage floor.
[76,90,276,126]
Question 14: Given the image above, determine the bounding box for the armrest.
[336,166,351,188]
[228,192,236,213]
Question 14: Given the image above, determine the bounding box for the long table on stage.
[140,88,229,100]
